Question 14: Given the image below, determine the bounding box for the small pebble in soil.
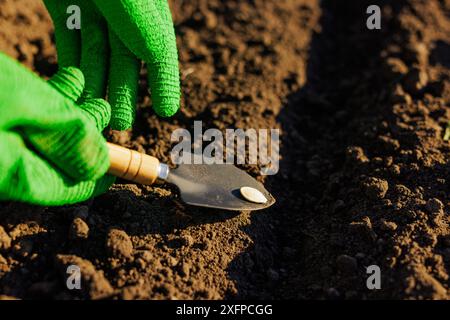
[240,186,267,204]
[390,164,401,176]
[167,256,178,267]
[69,218,89,240]
[385,57,409,77]
[0,226,12,251]
[392,246,402,257]
[106,228,133,260]
[362,177,389,200]
[137,250,153,263]
[379,219,398,232]
[349,216,377,241]
[346,146,369,164]
[426,198,444,215]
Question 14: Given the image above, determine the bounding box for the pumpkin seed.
[239,186,268,204]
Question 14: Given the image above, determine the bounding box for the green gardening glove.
[0,52,115,206]
[43,0,181,130]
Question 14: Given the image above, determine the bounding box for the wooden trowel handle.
[106,142,160,185]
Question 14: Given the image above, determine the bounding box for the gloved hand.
[0,52,115,205]
[43,0,181,130]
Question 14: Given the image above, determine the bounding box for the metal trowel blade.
[166,162,275,211]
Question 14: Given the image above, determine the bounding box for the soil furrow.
[272,0,450,299]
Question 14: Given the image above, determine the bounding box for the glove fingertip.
[49,66,85,101]
[152,95,180,118]
[110,118,132,131]
[79,98,112,131]
[109,101,135,130]
[147,61,181,118]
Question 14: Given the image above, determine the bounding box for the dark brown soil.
[0,0,450,299]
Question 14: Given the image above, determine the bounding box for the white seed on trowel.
[240,186,267,204]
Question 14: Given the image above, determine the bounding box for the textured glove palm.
[0,52,114,205]
[44,0,181,130]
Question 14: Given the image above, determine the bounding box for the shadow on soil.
[225,0,407,299]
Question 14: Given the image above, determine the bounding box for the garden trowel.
[107,143,275,211]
